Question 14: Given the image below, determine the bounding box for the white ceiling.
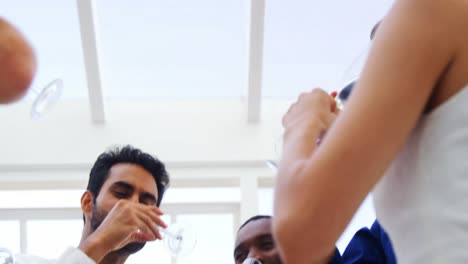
[0,0,395,168]
[0,0,393,100]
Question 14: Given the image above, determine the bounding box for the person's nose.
[243,257,263,264]
[247,248,265,262]
[129,194,139,204]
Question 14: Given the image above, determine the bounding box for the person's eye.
[113,191,128,198]
[141,199,155,206]
[235,252,246,263]
[260,241,274,250]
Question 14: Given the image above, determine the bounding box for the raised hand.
[79,200,167,263]
[280,88,339,161]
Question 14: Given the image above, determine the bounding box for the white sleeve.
[55,247,96,264]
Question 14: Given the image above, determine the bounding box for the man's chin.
[115,242,146,255]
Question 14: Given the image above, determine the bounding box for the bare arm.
[273,0,459,263]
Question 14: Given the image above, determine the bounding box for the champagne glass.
[30,78,63,120]
[334,40,369,110]
[265,46,366,171]
[242,257,262,264]
[0,247,14,264]
[264,86,347,172]
[336,79,356,110]
[158,222,197,258]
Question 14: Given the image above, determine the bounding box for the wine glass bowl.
[336,79,357,110]
[161,222,197,258]
[242,257,262,264]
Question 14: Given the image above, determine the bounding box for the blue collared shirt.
[329,220,396,264]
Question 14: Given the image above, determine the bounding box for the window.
[27,220,83,258]
[177,214,235,264]
[0,189,239,263]
[0,221,20,254]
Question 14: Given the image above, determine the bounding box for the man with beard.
[74,145,170,263]
[13,145,170,264]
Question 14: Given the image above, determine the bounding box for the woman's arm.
[273,0,459,263]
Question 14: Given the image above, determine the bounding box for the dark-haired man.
[234,215,395,264]
[234,215,342,264]
[15,145,170,264]
[76,145,170,264]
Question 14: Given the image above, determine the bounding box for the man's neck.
[99,252,129,264]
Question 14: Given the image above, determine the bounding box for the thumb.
[130,228,157,243]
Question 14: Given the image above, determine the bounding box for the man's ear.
[81,191,94,221]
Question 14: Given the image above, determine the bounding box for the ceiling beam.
[246,0,266,123]
[76,0,106,123]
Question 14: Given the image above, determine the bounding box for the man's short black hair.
[87,145,170,206]
[238,215,272,232]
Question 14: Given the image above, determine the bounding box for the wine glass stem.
[31,87,41,96]
[159,228,181,240]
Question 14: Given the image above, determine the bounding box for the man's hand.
[79,200,167,263]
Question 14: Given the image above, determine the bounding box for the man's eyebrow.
[257,234,274,241]
[111,181,134,191]
[233,233,273,255]
[112,181,158,204]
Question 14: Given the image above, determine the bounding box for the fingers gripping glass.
[265,80,357,171]
[265,42,368,171]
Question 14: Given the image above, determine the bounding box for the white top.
[15,247,95,264]
[374,84,468,263]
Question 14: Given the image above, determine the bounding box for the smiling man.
[235,215,395,264]
[234,215,342,264]
[234,215,282,264]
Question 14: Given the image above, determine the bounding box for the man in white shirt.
[13,145,170,264]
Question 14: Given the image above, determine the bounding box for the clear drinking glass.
[265,45,367,171]
[242,257,262,264]
[30,78,63,120]
[159,222,197,258]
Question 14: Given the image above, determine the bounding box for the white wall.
[0,99,289,165]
